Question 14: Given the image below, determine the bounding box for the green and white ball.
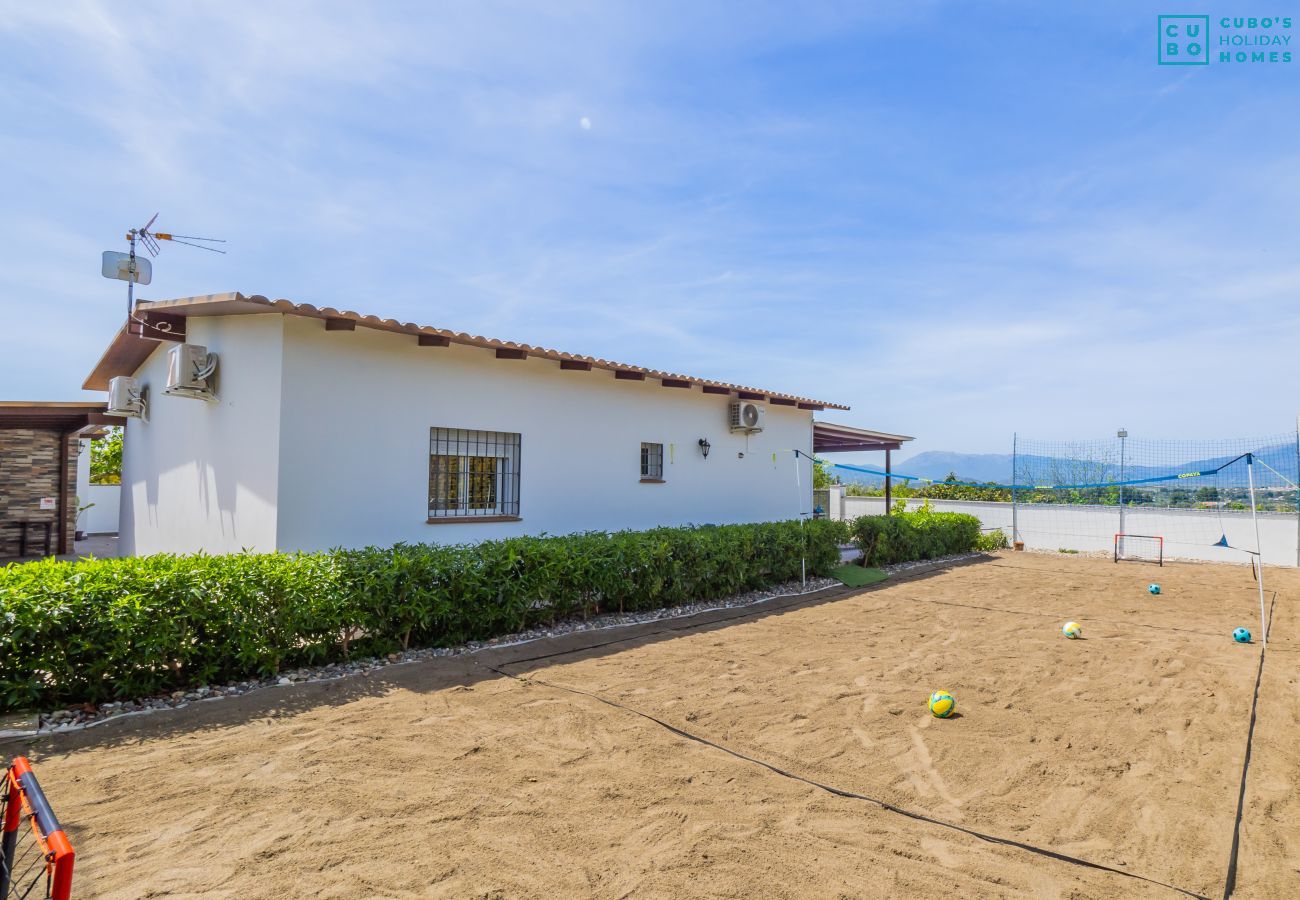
[1062,621,1082,639]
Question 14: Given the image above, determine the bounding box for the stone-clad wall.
[0,428,79,557]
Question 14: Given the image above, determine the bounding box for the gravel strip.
[879,551,988,574]
[15,577,838,737]
[1022,547,1112,560]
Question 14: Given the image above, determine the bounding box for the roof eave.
[83,325,160,391]
[82,292,851,410]
[0,401,112,432]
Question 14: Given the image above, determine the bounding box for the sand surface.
[8,552,1298,898]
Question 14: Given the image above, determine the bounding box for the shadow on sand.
[5,554,997,759]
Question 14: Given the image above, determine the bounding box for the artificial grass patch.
[831,563,889,587]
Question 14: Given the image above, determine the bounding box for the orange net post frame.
[1,758,74,900]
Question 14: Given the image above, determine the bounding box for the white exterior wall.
[274,315,815,551]
[840,496,1299,567]
[74,439,120,534]
[118,315,285,555]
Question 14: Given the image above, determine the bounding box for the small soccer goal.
[1,758,75,900]
[1114,533,1164,566]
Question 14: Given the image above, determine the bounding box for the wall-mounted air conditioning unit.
[106,376,147,420]
[164,344,218,400]
[728,400,765,434]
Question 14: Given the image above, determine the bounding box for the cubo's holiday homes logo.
[1159,15,1209,64]
[1159,15,1294,65]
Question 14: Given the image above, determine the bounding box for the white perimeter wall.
[74,440,120,534]
[119,315,285,555]
[839,496,1299,567]
[275,315,815,551]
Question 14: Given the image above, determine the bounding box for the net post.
[1,757,75,900]
[0,760,20,898]
[799,516,806,590]
[48,831,75,900]
[1117,428,1127,540]
[1246,453,1267,645]
[794,449,806,589]
[1011,433,1019,545]
[884,448,892,515]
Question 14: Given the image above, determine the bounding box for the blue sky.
[1,2,1297,458]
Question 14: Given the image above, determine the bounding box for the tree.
[812,458,839,489]
[914,472,1011,502]
[90,428,123,485]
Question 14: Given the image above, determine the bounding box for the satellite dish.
[101,250,152,285]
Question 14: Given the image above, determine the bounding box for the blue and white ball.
[1232,627,1252,644]
[928,690,956,718]
[1148,584,1161,595]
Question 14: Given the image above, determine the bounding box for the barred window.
[640,442,664,481]
[429,429,521,519]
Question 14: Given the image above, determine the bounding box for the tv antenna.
[102,213,226,331]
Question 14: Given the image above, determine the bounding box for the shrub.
[0,519,846,712]
[849,502,988,566]
[977,528,1010,552]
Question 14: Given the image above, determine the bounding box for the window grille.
[429,429,521,518]
[640,442,664,480]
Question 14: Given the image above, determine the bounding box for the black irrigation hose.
[486,554,1287,897]
[486,662,1209,899]
[1220,593,1277,899]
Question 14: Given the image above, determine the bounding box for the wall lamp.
[698,438,711,459]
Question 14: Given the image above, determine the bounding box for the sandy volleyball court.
[9,552,1298,898]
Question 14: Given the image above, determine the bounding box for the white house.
[83,293,901,555]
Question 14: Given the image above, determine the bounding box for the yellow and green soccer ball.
[1062,621,1082,639]
[928,690,956,718]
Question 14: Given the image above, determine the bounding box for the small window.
[429,428,521,519]
[640,442,664,481]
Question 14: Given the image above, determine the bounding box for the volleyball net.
[814,430,1299,569]
[1010,433,1299,567]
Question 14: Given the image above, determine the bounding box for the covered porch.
[0,401,113,559]
[812,421,914,517]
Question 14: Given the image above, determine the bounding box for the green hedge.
[850,502,1006,566]
[0,520,846,712]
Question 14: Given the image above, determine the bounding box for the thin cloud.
[0,2,1295,457]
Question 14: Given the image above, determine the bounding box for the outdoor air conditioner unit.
[106,376,147,420]
[164,343,218,400]
[728,400,765,434]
